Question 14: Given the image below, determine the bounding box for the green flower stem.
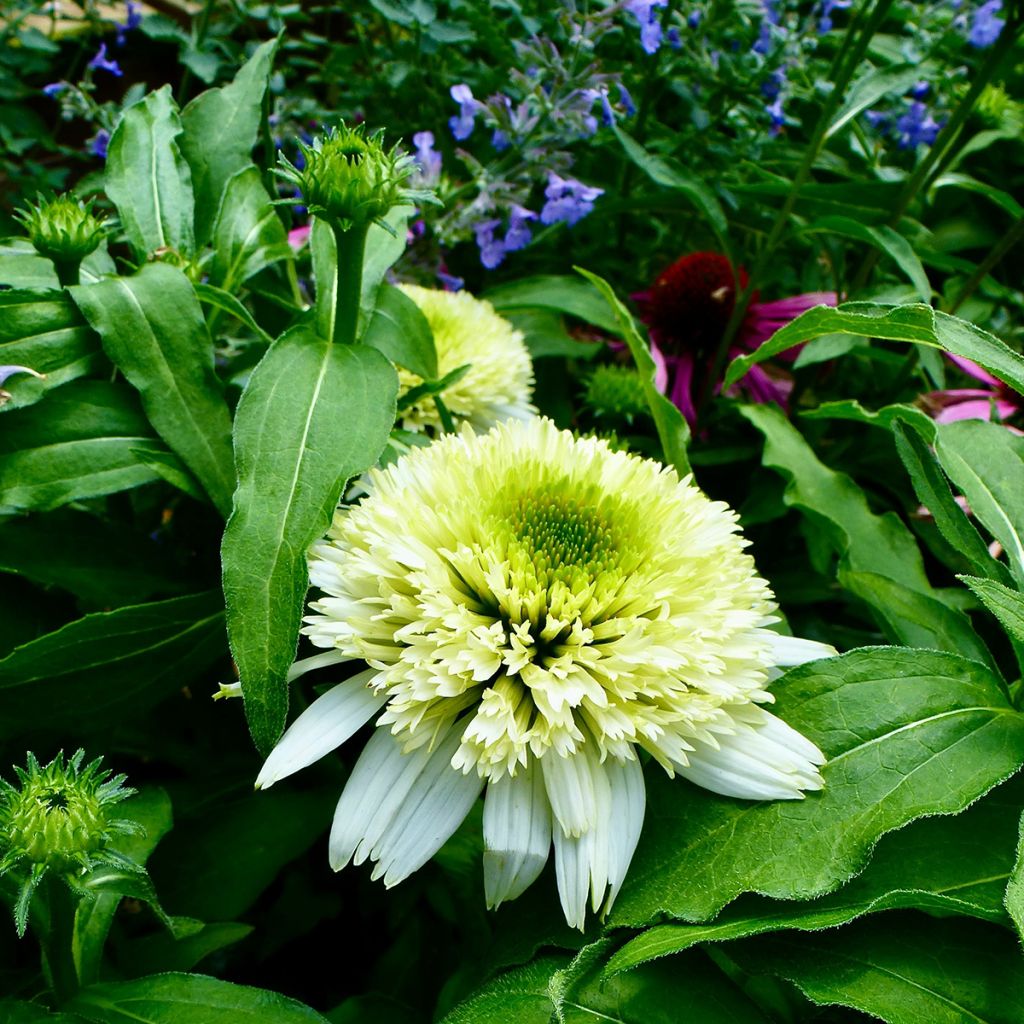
[42,876,80,1005]
[330,222,369,346]
[848,11,1022,296]
[52,259,80,289]
[697,0,896,415]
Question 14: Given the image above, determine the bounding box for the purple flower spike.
[116,0,142,44]
[896,101,941,148]
[448,83,481,141]
[625,0,668,54]
[88,129,110,159]
[598,89,616,127]
[618,83,637,117]
[473,219,506,269]
[412,130,442,185]
[969,0,1004,46]
[88,43,123,77]
[504,205,537,253]
[540,173,603,227]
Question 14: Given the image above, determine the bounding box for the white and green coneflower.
[257,418,832,929]
[396,284,536,433]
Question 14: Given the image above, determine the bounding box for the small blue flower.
[88,129,110,159]
[540,173,603,227]
[88,44,123,77]
[687,10,702,28]
[448,83,481,141]
[492,129,510,151]
[42,82,66,97]
[625,0,668,54]
[817,0,851,33]
[618,83,637,117]
[761,68,787,101]
[896,101,941,148]
[864,108,891,131]
[968,0,1004,46]
[412,130,442,185]
[667,26,683,48]
[116,0,142,45]
[473,219,506,269]
[766,96,786,135]
[504,205,537,253]
[598,89,616,127]
[910,81,930,100]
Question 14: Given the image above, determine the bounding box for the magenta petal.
[935,399,1010,424]
[945,353,1001,387]
[742,364,792,407]
[650,342,669,394]
[288,225,311,250]
[668,354,698,427]
[751,292,838,318]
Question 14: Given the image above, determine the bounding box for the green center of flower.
[505,489,616,584]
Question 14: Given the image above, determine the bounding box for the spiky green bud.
[14,194,106,270]
[583,365,650,424]
[0,751,138,935]
[275,123,438,232]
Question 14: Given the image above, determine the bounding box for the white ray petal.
[676,708,825,801]
[328,726,433,871]
[286,649,357,682]
[541,745,599,838]
[603,755,645,913]
[764,633,837,667]
[483,765,552,909]
[255,669,385,790]
[372,726,485,887]
[553,827,592,932]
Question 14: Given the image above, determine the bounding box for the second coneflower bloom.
[633,252,836,425]
[257,418,834,929]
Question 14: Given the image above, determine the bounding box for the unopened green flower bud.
[275,123,438,232]
[584,365,650,424]
[0,750,135,875]
[14,194,106,281]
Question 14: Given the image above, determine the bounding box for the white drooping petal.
[603,755,645,911]
[541,744,599,839]
[675,706,825,801]
[483,765,552,909]
[286,649,357,682]
[329,727,433,871]
[371,725,485,887]
[256,669,385,790]
[764,633,838,667]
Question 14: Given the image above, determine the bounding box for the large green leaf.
[827,62,930,137]
[725,303,1024,397]
[221,325,397,751]
[0,380,174,512]
[1007,808,1024,942]
[210,167,292,292]
[610,647,1024,926]
[729,914,1024,1024]
[484,275,623,335]
[66,974,329,1024]
[933,419,1024,587]
[361,284,437,380]
[106,86,195,260]
[577,268,690,475]
[608,775,1022,973]
[740,404,990,662]
[0,592,225,736]
[0,289,103,411]
[179,39,278,246]
[71,264,235,516]
[358,207,412,334]
[0,1002,87,1022]
[439,955,570,1024]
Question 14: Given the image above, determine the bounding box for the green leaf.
[210,167,292,291]
[1006,807,1024,942]
[0,380,173,512]
[106,86,195,259]
[179,39,278,246]
[725,303,1024,397]
[501,309,603,360]
[801,399,936,438]
[71,264,235,517]
[0,289,103,411]
[608,774,1023,974]
[193,282,274,345]
[357,207,411,336]
[729,915,1024,1024]
[933,419,1024,586]
[827,62,928,137]
[361,284,437,380]
[932,172,1024,220]
[0,592,225,737]
[806,216,931,302]
[118,921,254,977]
[310,218,337,343]
[733,180,902,225]
[961,576,1024,645]
[66,973,329,1024]
[0,1001,88,1022]
[892,418,1009,584]
[438,956,569,1024]
[0,510,187,608]
[75,789,174,985]
[484,275,623,335]
[610,647,1024,926]
[576,268,690,476]
[740,404,988,659]
[221,325,398,751]
[612,126,729,252]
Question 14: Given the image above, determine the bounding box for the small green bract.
[14,193,107,266]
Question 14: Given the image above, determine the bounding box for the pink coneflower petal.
[650,341,669,394]
[741,291,838,354]
[288,225,311,251]
[668,352,697,426]
[934,398,1019,424]
[742,363,793,407]
[945,353,1001,387]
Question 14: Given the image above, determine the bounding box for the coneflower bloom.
[256,419,833,929]
[633,252,836,425]
[395,284,536,433]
